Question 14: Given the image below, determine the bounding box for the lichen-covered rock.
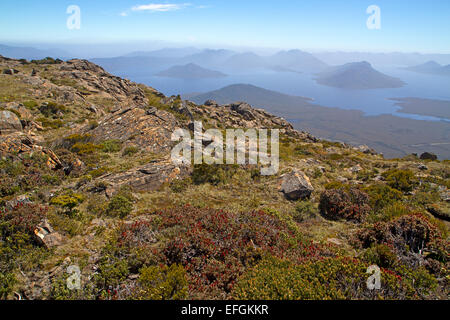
[280,169,314,200]
[83,158,191,195]
[77,106,179,154]
[0,110,22,134]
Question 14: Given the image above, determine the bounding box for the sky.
[0,0,449,54]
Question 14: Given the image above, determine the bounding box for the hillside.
[0,55,448,301]
[316,61,405,89]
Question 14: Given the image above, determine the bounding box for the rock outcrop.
[82,158,191,195]
[77,106,179,154]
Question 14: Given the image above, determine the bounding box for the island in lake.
[315,61,405,89]
[156,63,227,79]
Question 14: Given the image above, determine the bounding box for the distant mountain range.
[123,47,200,58]
[315,61,405,89]
[92,48,329,75]
[404,61,450,76]
[267,50,328,72]
[314,51,450,67]
[0,44,69,60]
[156,63,227,79]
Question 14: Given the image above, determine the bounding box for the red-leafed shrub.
[356,213,447,268]
[319,188,371,222]
[0,203,47,240]
[151,206,326,299]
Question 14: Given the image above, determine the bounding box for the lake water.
[117,67,450,121]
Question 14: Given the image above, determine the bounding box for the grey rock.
[204,100,218,107]
[280,169,314,200]
[230,102,255,121]
[0,110,22,133]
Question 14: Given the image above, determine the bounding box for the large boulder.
[0,110,22,134]
[280,169,314,200]
[420,152,438,161]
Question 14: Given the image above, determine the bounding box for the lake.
[115,67,450,121]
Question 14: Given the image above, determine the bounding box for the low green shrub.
[192,164,238,185]
[39,102,67,117]
[364,184,403,212]
[293,201,317,222]
[71,142,102,155]
[232,256,437,300]
[170,178,192,193]
[101,140,122,153]
[50,192,84,213]
[382,169,417,192]
[31,57,63,65]
[22,100,38,110]
[122,146,139,157]
[135,264,188,300]
[363,244,398,268]
[106,195,133,218]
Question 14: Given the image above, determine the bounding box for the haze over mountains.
[0,44,69,60]
[405,61,450,77]
[1,43,449,158]
[90,48,332,75]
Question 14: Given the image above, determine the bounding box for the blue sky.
[0,0,449,53]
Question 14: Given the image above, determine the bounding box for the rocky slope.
[0,55,448,300]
